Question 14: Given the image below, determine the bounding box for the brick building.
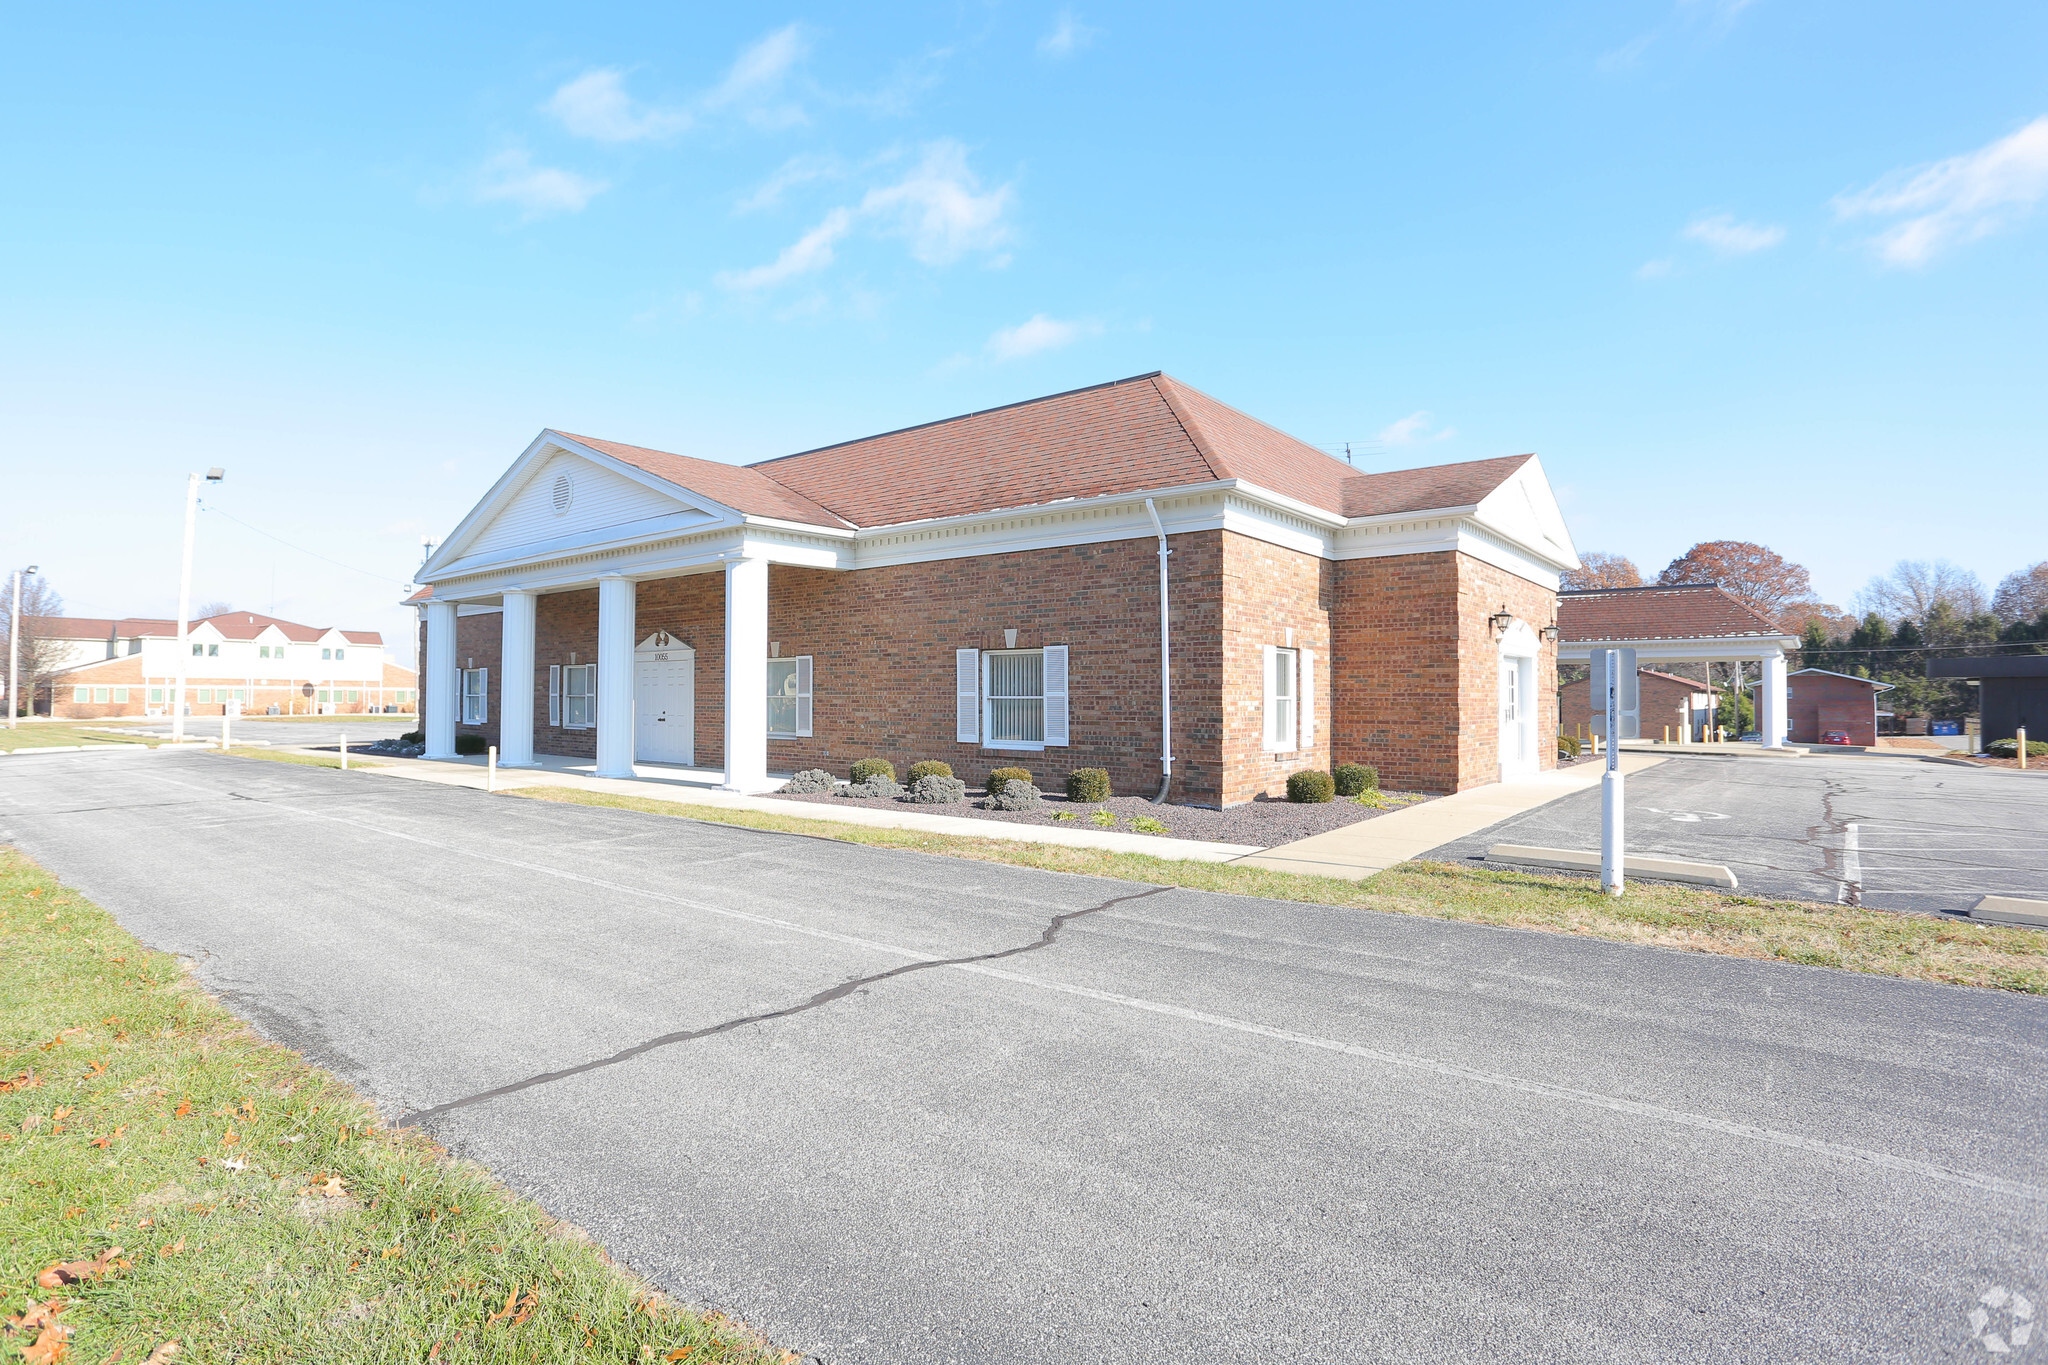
[1784,668,1892,746]
[1561,668,1721,743]
[414,372,1581,803]
[29,612,416,720]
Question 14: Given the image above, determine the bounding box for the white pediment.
[1474,456,1579,572]
[427,436,735,577]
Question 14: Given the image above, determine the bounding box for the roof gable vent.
[551,472,574,515]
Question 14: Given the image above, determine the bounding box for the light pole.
[172,468,225,745]
[8,564,38,729]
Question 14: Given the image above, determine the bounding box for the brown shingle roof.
[559,433,854,529]
[563,373,1537,529]
[25,613,381,645]
[24,616,178,640]
[1558,584,1790,643]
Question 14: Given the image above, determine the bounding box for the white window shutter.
[955,649,980,744]
[1043,644,1069,747]
[1261,644,1278,750]
[1300,648,1315,747]
[548,664,561,726]
[796,655,813,737]
[478,667,489,725]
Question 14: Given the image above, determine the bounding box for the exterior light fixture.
[1488,609,1515,636]
[1541,625,1561,643]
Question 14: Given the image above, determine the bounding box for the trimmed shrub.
[850,757,896,784]
[907,760,954,782]
[908,774,968,804]
[1332,763,1378,796]
[987,766,1034,796]
[1986,738,2048,758]
[989,781,1042,810]
[1558,735,1583,759]
[780,768,837,794]
[454,733,488,756]
[840,775,905,799]
[399,730,423,745]
[1064,768,1111,803]
[1286,770,1336,803]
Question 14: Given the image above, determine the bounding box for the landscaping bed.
[761,784,1432,846]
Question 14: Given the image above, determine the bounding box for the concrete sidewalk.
[293,748,1268,864]
[1236,752,1670,880]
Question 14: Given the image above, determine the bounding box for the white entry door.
[635,642,694,765]
[1499,656,1536,779]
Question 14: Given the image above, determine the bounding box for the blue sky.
[4,2,2044,661]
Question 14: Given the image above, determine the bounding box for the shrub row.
[1288,763,1381,803]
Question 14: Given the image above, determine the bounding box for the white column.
[722,554,770,793]
[1761,652,1787,749]
[499,589,537,767]
[424,600,457,759]
[595,575,637,778]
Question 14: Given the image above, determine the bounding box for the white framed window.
[191,642,203,656]
[321,648,332,660]
[460,668,488,724]
[978,646,1069,750]
[197,688,214,704]
[114,687,130,703]
[766,656,812,738]
[207,643,218,657]
[149,687,164,704]
[334,648,345,660]
[73,686,89,703]
[562,664,596,729]
[93,686,111,703]
[1262,645,1299,752]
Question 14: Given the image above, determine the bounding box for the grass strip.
[0,846,790,1364]
[508,785,2048,994]
[204,746,385,770]
[0,726,158,753]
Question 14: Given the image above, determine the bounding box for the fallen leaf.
[219,1157,246,1172]
[172,1100,192,1119]
[63,1207,84,1220]
[220,1128,238,1147]
[54,1106,74,1121]
[142,1344,179,1364]
[666,1350,697,1361]
[484,1287,519,1327]
[85,1062,107,1078]
[157,1240,184,1258]
[381,1246,403,1260]
[238,1098,255,1120]
[0,1069,41,1093]
[90,1137,110,1149]
[20,1323,69,1364]
[37,1246,126,1289]
[427,1345,442,1362]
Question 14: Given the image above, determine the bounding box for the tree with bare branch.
[1993,562,2048,626]
[1853,559,1988,622]
[1560,552,1642,591]
[2,574,67,717]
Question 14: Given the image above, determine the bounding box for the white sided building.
[26,612,417,720]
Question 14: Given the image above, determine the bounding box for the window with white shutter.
[955,648,980,744]
[562,664,595,729]
[1300,647,1316,747]
[548,664,562,727]
[767,655,812,738]
[461,667,489,725]
[1263,645,1298,751]
[1042,644,1068,747]
[978,646,1069,750]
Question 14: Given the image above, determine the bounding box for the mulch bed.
[759,786,1435,847]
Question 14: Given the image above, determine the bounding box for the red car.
[1819,729,1852,745]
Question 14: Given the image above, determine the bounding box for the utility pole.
[172,468,226,745]
[8,564,37,729]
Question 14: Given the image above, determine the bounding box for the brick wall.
[1218,532,1334,806]
[1329,551,1558,792]
[1561,670,1712,743]
[46,654,409,720]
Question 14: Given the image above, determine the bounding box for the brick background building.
[419,372,1581,802]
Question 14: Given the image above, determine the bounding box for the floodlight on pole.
[8,564,37,730]
[172,469,224,745]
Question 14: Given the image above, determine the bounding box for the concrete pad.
[322,750,1266,864]
[1231,752,1669,881]
[1485,844,1739,889]
[1970,895,2048,928]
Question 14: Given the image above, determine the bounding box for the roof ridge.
[1146,374,1228,482]
[1155,373,1358,484]
[747,371,1167,468]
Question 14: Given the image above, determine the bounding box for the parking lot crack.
[399,883,1174,1126]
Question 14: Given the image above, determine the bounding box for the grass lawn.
[0,847,790,1364]
[206,746,385,771]
[0,726,160,753]
[509,786,2048,995]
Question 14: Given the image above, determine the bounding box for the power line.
[201,503,411,586]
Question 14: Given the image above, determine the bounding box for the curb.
[1485,843,1739,889]
[1971,896,2048,929]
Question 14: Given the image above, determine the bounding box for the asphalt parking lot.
[126,716,416,747]
[1425,752,2048,914]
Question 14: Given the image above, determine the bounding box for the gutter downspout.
[1144,498,1174,803]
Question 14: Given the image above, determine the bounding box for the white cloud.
[716,208,853,290]
[1378,411,1455,446]
[735,155,842,213]
[1681,213,1785,254]
[474,148,607,216]
[1039,11,1096,57]
[545,69,689,142]
[986,314,1101,361]
[1833,116,2048,266]
[704,23,810,126]
[720,140,1012,288]
[1635,257,1675,280]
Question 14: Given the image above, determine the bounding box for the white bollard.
[488,745,497,792]
[339,730,348,771]
[1600,650,1625,897]
[2021,726,2029,771]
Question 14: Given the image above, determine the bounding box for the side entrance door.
[634,633,694,766]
